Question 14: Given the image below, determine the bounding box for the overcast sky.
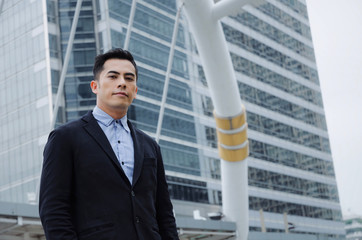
[305,0,362,217]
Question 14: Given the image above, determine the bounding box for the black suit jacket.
[39,111,179,240]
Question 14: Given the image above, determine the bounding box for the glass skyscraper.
[0,0,345,238]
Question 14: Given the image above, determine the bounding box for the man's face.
[91,59,138,115]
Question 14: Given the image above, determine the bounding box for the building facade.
[345,215,362,240]
[0,0,51,205]
[0,0,345,238]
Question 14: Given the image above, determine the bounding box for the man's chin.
[110,104,130,111]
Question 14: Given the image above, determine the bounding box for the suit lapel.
[82,111,129,183]
[128,121,144,186]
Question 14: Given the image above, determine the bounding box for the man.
[39,49,179,240]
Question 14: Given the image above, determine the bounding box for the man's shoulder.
[45,112,94,145]
[53,111,92,133]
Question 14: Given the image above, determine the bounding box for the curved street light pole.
[182,1,255,239]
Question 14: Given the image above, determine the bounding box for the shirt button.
[131,191,135,197]
[135,217,140,223]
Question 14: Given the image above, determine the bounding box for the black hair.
[92,48,138,80]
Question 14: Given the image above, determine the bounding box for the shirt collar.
[92,106,130,132]
[119,115,130,133]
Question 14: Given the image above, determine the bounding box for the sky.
[305,0,362,217]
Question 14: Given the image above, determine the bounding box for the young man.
[39,49,179,240]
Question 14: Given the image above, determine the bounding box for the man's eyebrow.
[106,71,135,77]
[125,72,135,77]
[107,70,120,75]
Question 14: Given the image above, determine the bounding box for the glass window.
[161,141,200,176]
[167,176,208,203]
[223,24,318,83]
[231,12,315,61]
[276,0,308,19]
[257,3,311,39]
[249,139,335,176]
[231,53,323,106]
[247,111,331,152]
[249,167,339,201]
[161,108,196,143]
[238,81,327,130]
[249,196,342,221]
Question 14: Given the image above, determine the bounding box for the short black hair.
[93,48,138,81]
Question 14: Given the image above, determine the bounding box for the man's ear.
[90,80,98,94]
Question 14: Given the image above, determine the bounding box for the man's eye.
[109,75,116,79]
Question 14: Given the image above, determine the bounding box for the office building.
[345,215,362,240]
[0,0,345,239]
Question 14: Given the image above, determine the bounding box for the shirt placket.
[114,121,122,164]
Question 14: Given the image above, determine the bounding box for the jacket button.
[135,217,140,223]
[131,191,135,197]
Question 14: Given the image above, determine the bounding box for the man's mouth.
[113,92,128,97]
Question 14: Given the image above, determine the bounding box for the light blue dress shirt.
[92,106,134,184]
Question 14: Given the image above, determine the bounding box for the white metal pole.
[211,0,259,20]
[155,3,183,143]
[0,0,4,15]
[51,0,83,129]
[123,0,137,50]
[182,1,249,239]
[92,0,101,55]
[182,0,241,116]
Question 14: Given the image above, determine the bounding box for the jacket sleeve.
[155,144,179,240]
[39,129,78,240]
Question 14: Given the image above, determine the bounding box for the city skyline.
[0,0,347,238]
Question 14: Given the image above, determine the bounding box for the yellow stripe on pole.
[216,124,247,146]
[214,107,249,162]
[218,142,249,162]
[214,107,246,130]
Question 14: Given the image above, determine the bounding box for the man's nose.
[117,77,126,88]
